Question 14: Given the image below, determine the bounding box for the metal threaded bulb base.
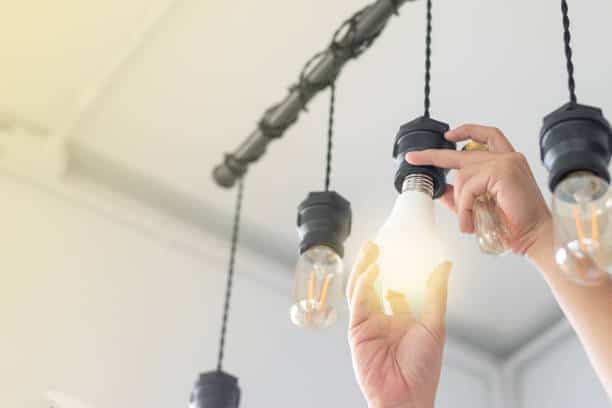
[401,174,434,197]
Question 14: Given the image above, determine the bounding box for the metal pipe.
[212,0,415,188]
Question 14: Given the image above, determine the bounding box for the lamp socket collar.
[190,371,241,408]
[297,191,352,258]
[392,116,456,198]
[540,102,612,192]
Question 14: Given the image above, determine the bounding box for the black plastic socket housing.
[297,191,352,258]
[540,102,612,192]
[393,116,456,198]
[190,371,241,408]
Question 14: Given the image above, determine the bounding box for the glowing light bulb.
[552,171,612,285]
[376,175,447,315]
[290,245,343,329]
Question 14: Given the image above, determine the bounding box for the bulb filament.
[318,275,332,307]
[591,204,599,242]
[307,271,315,311]
[571,204,601,253]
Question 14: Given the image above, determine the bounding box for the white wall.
[0,174,495,408]
[506,322,610,408]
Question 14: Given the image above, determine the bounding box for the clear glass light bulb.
[463,141,511,255]
[290,245,343,329]
[552,171,612,286]
[375,175,447,316]
[473,194,511,255]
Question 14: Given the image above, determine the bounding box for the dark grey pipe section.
[212,0,415,188]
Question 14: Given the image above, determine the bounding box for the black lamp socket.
[393,116,456,198]
[297,191,352,258]
[540,102,612,192]
[190,371,241,408]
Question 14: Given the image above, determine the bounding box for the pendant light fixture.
[375,0,455,315]
[539,0,612,286]
[290,82,352,330]
[190,180,244,408]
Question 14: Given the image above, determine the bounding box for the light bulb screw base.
[190,371,241,408]
[297,191,352,258]
[540,102,612,192]
[401,173,435,197]
[393,116,456,198]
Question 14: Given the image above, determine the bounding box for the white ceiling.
[5,0,612,356]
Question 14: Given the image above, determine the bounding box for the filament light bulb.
[462,142,512,256]
[290,191,351,329]
[552,171,612,285]
[540,102,612,286]
[376,175,446,314]
[290,245,343,328]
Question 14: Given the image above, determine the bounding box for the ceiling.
[4,0,612,356]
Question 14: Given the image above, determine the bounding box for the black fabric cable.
[325,83,336,191]
[561,0,577,104]
[216,178,244,372]
[424,0,433,118]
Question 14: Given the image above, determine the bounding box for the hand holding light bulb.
[406,124,612,397]
[347,241,452,408]
[406,124,551,257]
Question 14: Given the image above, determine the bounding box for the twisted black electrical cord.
[325,83,336,191]
[561,0,577,104]
[424,0,433,118]
[217,178,244,372]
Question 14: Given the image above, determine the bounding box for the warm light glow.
[376,191,448,316]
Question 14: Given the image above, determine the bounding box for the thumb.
[422,261,453,335]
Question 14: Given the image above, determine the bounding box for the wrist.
[368,400,433,408]
[525,215,554,266]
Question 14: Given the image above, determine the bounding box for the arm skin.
[407,124,612,400]
[527,219,612,399]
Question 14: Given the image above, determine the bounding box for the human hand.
[347,241,452,408]
[406,124,551,256]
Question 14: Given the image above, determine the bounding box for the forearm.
[527,217,612,398]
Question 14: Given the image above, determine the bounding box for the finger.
[385,290,414,326]
[406,149,490,170]
[439,184,456,213]
[350,264,382,327]
[422,261,453,333]
[457,172,492,234]
[445,124,515,153]
[452,165,479,219]
[346,241,379,302]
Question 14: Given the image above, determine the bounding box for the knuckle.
[491,126,505,138]
[507,152,528,170]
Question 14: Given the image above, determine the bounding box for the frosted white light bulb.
[552,171,612,285]
[290,245,344,329]
[376,175,447,315]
